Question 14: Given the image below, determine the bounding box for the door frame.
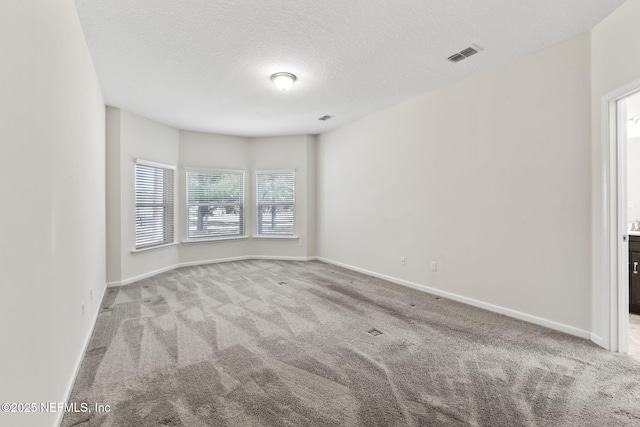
[597,79,640,352]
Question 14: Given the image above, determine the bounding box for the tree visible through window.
[256,170,295,236]
[186,170,244,239]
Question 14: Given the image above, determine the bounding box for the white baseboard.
[250,255,317,261]
[108,255,319,287]
[107,263,180,287]
[56,283,107,427]
[591,333,605,348]
[316,257,592,340]
[178,255,252,268]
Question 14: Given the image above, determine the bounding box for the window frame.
[134,159,176,251]
[255,169,296,238]
[185,168,246,241]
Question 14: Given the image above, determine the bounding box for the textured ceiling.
[75,0,624,137]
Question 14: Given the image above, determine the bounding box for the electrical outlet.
[400,257,406,266]
[431,261,438,272]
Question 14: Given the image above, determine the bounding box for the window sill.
[182,236,249,244]
[252,235,299,240]
[131,242,179,254]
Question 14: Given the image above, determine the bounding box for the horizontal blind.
[186,170,244,239]
[256,170,295,236]
[135,163,174,249]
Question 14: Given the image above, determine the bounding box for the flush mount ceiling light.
[271,72,296,91]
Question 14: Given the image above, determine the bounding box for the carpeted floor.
[630,314,640,361]
[63,260,640,426]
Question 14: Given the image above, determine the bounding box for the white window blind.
[186,170,244,239]
[256,170,295,236]
[135,162,174,249]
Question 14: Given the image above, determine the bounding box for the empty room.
[3,0,640,426]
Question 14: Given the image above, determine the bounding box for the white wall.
[0,1,105,426]
[317,33,592,335]
[250,135,316,258]
[106,107,122,282]
[590,0,640,343]
[106,108,180,285]
[178,131,253,264]
[306,135,318,256]
[628,137,640,227]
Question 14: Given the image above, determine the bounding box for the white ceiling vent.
[448,45,482,63]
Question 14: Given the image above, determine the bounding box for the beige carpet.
[630,314,640,361]
[63,260,640,426]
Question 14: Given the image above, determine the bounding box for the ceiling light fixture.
[271,72,296,91]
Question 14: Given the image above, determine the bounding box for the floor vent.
[368,328,383,336]
[448,45,482,63]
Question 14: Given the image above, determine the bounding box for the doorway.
[599,81,640,355]
[626,91,640,359]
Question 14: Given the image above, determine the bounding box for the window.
[186,170,244,239]
[135,161,175,249]
[256,170,295,236]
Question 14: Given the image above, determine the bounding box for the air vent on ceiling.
[448,53,465,63]
[318,115,334,121]
[448,44,482,63]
